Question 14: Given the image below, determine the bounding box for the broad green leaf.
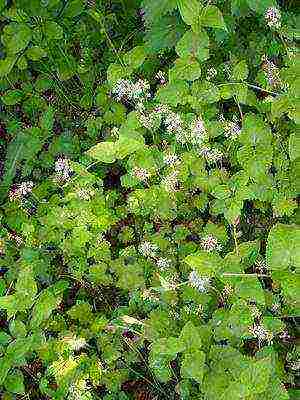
[181,349,205,383]
[156,81,189,106]
[200,6,227,29]
[25,46,47,61]
[170,56,201,82]
[0,55,18,77]
[266,224,300,271]
[62,0,84,18]
[246,0,275,14]
[239,114,272,147]
[0,357,11,385]
[235,278,265,304]
[30,281,69,328]
[44,21,64,40]
[232,60,249,81]
[142,0,177,24]
[4,369,25,394]
[175,29,209,61]
[240,358,272,394]
[2,89,24,105]
[86,141,116,163]
[185,251,223,276]
[9,320,27,337]
[123,46,146,71]
[179,321,202,350]
[289,132,300,161]
[177,0,202,27]
[40,106,55,131]
[191,80,220,103]
[6,337,31,362]
[2,23,32,54]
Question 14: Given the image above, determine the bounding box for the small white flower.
[190,118,208,145]
[155,70,166,85]
[63,335,87,351]
[9,181,34,201]
[164,112,183,134]
[164,170,179,192]
[163,153,180,166]
[249,324,273,345]
[156,257,171,269]
[206,67,217,81]
[76,187,95,201]
[54,157,72,182]
[200,146,223,163]
[223,120,241,139]
[265,6,281,29]
[189,270,210,293]
[139,241,158,258]
[201,234,222,252]
[133,167,151,182]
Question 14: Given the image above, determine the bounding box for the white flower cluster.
[262,57,281,88]
[8,181,34,201]
[249,324,273,345]
[200,234,222,252]
[164,170,179,193]
[155,70,166,85]
[189,118,208,146]
[132,166,151,182]
[221,115,241,139]
[265,6,281,29]
[206,67,217,81]
[112,78,151,103]
[199,146,223,164]
[76,187,95,201]
[54,157,73,182]
[188,270,210,293]
[139,241,158,258]
[156,257,172,269]
[163,153,180,166]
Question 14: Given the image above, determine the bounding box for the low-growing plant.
[0,0,299,399]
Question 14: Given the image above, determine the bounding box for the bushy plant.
[0,0,299,399]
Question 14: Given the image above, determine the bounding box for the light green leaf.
[177,0,202,27]
[25,46,47,61]
[200,6,227,29]
[4,369,25,394]
[0,357,11,385]
[240,358,272,394]
[2,23,32,54]
[30,281,69,328]
[232,60,249,81]
[266,224,300,272]
[179,321,202,350]
[156,81,189,106]
[44,21,64,40]
[86,141,116,163]
[185,251,223,276]
[123,46,146,71]
[289,132,300,161]
[2,89,24,105]
[175,29,209,61]
[181,349,205,383]
[170,56,201,82]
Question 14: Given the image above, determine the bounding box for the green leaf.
[156,81,189,106]
[2,89,24,105]
[235,278,265,304]
[232,60,249,81]
[9,320,27,338]
[142,0,177,25]
[123,46,146,71]
[289,132,300,161]
[62,0,84,18]
[44,21,64,40]
[176,29,209,61]
[181,349,205,383]
[179,321,202,350]
[40,106,55,131]
[177,0,202,27]
[240,358,272,394]
[4,369,25,394]
[30,281,69,329]
[0,55,18,77]
[86,141,116,163]
[0,357,11,385]
[2,23,32,54]
[185,251,223,276]
[191,80,220,103]
[25,46,47,61]
[246,0,275,14]
[266,224,300,272]
[170,56,201,82]
[200,6,227,29]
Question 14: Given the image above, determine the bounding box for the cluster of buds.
[220,115,241,139]
[112,78,151,103]
[265,6,281,30]
[54,157,73,183]
[200,234,222,252]
[62,335,87,352]
[188,270,210,293]
[156,257,172,269]
[8,181,34,202]
[141,288,160,302]
[163,153,181,167]
[7,232,23,247]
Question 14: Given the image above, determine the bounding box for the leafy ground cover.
[0,0,299,399]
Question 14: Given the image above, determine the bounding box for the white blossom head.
[189,270,210,292]
[139,241,158,258]
[265,7,281,29]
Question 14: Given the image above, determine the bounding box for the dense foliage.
[0,0,299,399]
